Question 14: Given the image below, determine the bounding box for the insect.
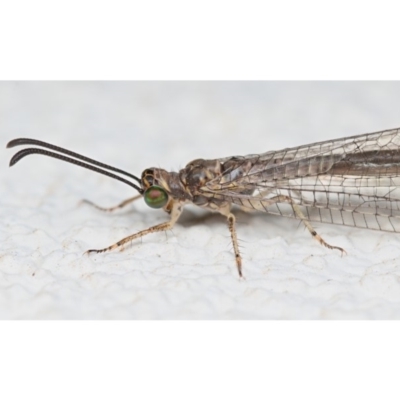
[7,127,400,277]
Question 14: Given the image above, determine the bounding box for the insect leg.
[270,195,346,254]
[218,206,243,278]
[85,201,183,254]
[227,213,243,278]
[80,194,142,212]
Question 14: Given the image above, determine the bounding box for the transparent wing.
[201,127,400,232]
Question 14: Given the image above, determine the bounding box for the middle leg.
[219,205,243,278]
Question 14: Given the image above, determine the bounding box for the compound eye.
[144,186,168,209]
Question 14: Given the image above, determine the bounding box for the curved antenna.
[8,147,144,194]
[7,138,141,184]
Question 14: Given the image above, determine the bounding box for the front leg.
[81,194,142,212]
[85,201,184,254]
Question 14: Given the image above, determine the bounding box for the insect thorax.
[144,156,255,210]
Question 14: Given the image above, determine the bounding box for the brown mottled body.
[86,156,344,278]
[86,158,248,277]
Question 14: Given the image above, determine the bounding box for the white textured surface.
[2,81,400,319]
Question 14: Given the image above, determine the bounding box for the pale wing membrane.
[202,128,400,232]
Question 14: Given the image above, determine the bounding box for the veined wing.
[210,127,400,187]
[200,127,400,232]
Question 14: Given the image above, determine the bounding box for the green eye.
[144,186,168,209]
